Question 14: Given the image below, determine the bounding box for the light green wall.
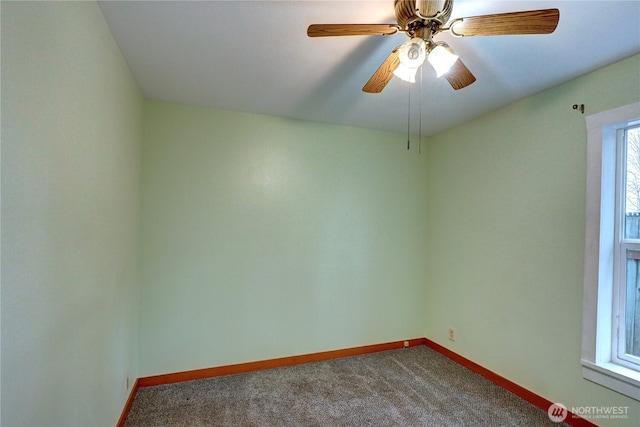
[1,2,142,426]
[140,100,429,376]
[426,54,640,423]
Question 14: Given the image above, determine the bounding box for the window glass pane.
[625,249,640,358]
[624,126,640,239]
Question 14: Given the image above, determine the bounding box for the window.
[615,123,640,370]
[582,101,640,401]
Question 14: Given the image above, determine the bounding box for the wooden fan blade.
[307,24,399,37]
[363,47,401,93]
[444,59,476,90]
[449,8,559,37]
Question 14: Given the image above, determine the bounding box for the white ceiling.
[98,0,640,135]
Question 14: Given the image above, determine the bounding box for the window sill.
[582,360,640,400]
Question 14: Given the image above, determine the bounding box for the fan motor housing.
[394,0,453,34]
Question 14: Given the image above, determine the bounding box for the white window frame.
[582,101,640,401]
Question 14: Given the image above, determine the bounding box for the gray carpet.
[124,346,566,426]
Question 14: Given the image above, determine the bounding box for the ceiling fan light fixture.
[393,37,426,83]
[393,62,419,83]
[427,43,458,77]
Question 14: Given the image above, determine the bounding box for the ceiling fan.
[307,0,559,93]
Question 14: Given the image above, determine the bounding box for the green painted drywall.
[1,2,143,426]
[140,100,429,376]
[426,54,640,424]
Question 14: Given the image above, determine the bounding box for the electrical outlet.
[403,340,409,348]
[449,327,455,342]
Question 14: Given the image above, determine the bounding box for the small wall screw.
[572,104,585,114]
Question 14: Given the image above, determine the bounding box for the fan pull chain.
[419,65,423,154]
[407,82,411,150]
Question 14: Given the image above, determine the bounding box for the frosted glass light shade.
[393,62,418,83]
[428,44,458,77]
[393,38,426,83]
